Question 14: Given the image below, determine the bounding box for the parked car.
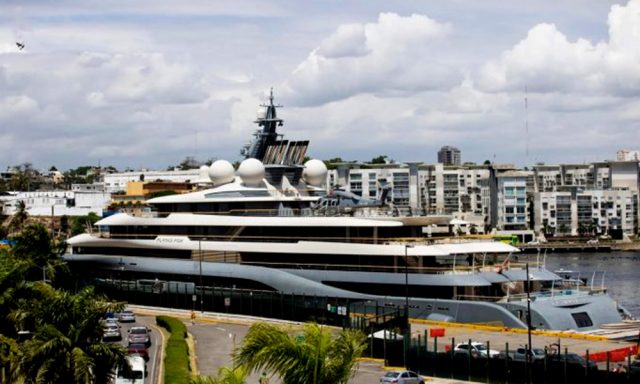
[453,342,500,358]
[102,323,122,342]
[115,355,146,384]
[546,352,598,372]
[128,326,151,347]
[119,310,136,323]
[379,370,424,384]
[500,347,546,361]
[127,343,150,361]
[627,359,640,375]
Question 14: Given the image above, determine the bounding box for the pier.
[519,244,612,253]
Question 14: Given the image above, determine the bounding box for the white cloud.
[283,12,456,106]
[104,53,207,104]
[0,95,39,119]
[0,0,638,170]
[477,0,640,97]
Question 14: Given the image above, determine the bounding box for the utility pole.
[404,244,414,369]
[525,262,533,383]
[199,239,203,313]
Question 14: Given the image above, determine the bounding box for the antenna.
[524,86,529,163]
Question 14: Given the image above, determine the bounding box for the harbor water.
[521,251,640,317]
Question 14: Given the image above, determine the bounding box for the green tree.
[558,224,569,235]
[9,200,28,233]
[70,212,101,236]
[234,322,366,384]
[10,286,126,384]
[59,215,69,238]
[8,164,33,191]
[191,365,249,384]
[10,223,68,284]
[370,155,388,164]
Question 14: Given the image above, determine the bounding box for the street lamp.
[525,262,533,383]
[404,244,414,324]
[199,240,204,313]
[404,244,415,369]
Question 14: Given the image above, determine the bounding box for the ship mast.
[242,88,283,161]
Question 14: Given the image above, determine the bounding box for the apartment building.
[534,189,638,236]
[328,162,492,231]
[496,170,532,231]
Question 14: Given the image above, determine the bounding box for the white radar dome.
[303,159,328,186]
[197,165,210,183]
[256,107,267,120]
[208,160,235,186]
[237,158,265,186]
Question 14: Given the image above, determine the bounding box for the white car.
[115,355,146,384]
[380,370,424,384]
[453,342,500,358]
[119,310,136,323]
[102,324,122,342]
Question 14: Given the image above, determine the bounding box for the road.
[106,313,162,383]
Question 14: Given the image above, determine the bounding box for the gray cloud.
[0,0,637,171]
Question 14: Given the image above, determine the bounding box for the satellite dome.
[208,160,235,186]
[303,159,328,186]
[237,158,265,186]
[256,107,267,120]
[197,165,210,183]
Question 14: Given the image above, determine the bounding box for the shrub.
[157,315,191,383]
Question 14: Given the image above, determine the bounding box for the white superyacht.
[66,91,630,331]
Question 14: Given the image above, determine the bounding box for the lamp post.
[199,240,203,313]
[404,244,414,369]
[525,262,533,383]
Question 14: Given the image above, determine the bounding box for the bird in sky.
[16,42,25,50]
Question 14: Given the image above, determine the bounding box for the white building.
[617,149,640,161]
[535,189,638,236]
[496,171,531,231]
[328,163,492,230]
[1,190,111,216]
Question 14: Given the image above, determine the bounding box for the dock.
[519,244,612,253]
[409,319,638,362]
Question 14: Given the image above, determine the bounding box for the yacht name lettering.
[155,237,186,243]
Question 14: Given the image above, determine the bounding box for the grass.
[157,315,191,384]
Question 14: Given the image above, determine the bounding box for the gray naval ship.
[65,90,632,331]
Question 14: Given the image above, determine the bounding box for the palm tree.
[234,322,366,384]
[10,286,126,384]
[10,223,68,284]
[9,200,28,233]
[191,365,249,384]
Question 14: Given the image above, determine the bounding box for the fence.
[93,279,639,383]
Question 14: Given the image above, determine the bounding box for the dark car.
[546,352,598,373]
[128,326,151,347]
[127,343,149,361]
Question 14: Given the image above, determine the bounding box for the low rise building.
[1,190,111,216]
[103,170,200,193]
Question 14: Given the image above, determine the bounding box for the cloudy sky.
[1,0,639,171]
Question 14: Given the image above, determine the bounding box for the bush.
[157,315,191,383]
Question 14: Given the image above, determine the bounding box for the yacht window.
[571,312,593,328]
